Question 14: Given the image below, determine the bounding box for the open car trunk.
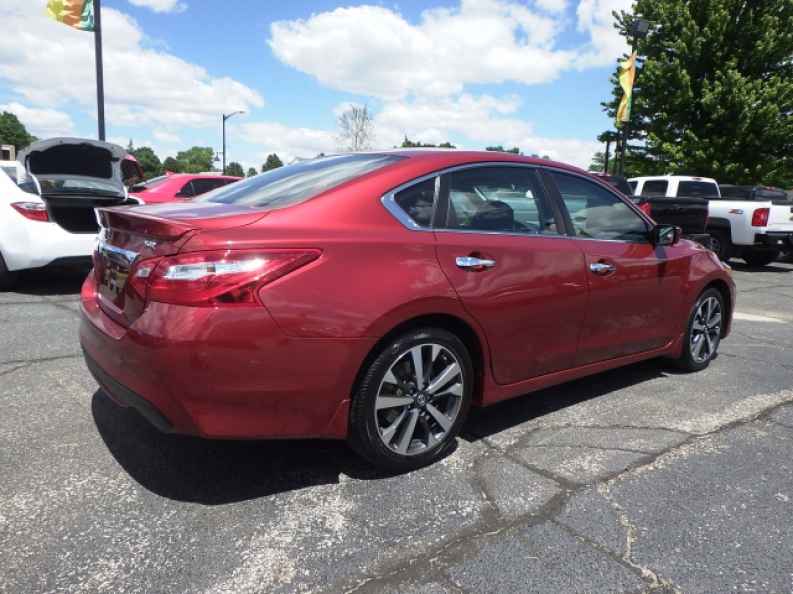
[19,138,132,234]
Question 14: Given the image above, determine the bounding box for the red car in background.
[130,172,242,204]
[81,151,734,471]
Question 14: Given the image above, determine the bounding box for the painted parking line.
[733,312,788,324]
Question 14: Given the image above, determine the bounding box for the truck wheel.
[708,230,733,262]
[743,249,779,268]
[0,252,19,291]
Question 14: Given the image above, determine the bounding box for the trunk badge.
[144,240,157,249]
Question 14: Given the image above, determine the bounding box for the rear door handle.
[589,262,616,275]
[456,256,496,270]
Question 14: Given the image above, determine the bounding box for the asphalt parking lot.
[2,259,793,594]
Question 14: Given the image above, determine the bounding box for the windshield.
[137,175,170,190]
[198,154,403,208]
[38,177,122,196]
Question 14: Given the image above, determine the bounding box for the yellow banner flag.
[47,0,95,32]
[616,51,637,127]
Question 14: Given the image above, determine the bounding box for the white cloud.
[127,0,187,14]
[270,0,573,100]
[0,102,75,138]
[576,0,632,67]
[0,4,262,132]
[536,0,568,13]
[153,130,181,143]
[238,122,337,163]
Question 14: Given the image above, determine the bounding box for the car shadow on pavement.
[461,359,671,442]
[729,262,792,273]
[92,359,674,505]
[13,265,90,296]
[91,391,402,505]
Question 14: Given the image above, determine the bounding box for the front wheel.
[674,288,725,372]
[742,249,779,268]
[349,328,473,471]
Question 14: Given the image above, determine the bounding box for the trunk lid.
[94,202,268,326]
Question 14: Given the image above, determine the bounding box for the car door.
[543,169,685,365]
[433,164,588,385]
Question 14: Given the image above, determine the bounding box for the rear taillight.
[11,202,49,222]
[136,249,320,306]
[638,202,652,216]
[751,207,770,227]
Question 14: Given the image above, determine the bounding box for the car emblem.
[144,240,157,249]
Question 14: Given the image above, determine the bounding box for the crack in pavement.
[335,393,793,594]
[0,353,83,366]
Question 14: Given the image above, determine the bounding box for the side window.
[628,180,637,193]
[443,167,560,235]
[177,181,195,197]
[549,171,649,242]
[394,177,436,228]
[641,180,668,197]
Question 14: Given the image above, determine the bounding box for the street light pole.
[221,111,245,174]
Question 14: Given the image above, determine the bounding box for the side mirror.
[652,224,682,246]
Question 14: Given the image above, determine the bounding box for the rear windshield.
[2,165,17,181]
[198,154,403,208]
[678,181,719,197]
[137,175,170,189]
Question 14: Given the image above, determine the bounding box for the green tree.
[262,153,283,172]
[399,136,456,148]
[485,145,521,154]
[162,156,183,173]
[246,167,257,177]
[175,146,215,173]
[605,1,793,186]
[0,111,35,151]
[129,146,162,179]
[225,161,244,177]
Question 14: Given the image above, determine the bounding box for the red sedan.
[130,172,242,204]
[80,151,734,470]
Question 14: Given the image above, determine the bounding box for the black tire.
[0,252,19,291]
[742,249,779,268]
[349,327,474,472]
[674,288,725,372]
[708,230,733,262]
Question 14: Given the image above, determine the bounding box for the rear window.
[641,180,668,197]
[678,181,719,197]
[199,154,403,208]
[2,165,18,181]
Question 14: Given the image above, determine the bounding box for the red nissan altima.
[80,151,734,470]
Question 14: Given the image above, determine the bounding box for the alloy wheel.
[374,343,464,456]
[690,296,722,363]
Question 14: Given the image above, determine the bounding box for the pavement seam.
[336,392,793,593]
[0,353,83,366]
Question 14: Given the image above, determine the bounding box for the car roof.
[628,175,718,183]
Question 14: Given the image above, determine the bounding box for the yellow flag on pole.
[616,51,637,127]
[47,0,95,32]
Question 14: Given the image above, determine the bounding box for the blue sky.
[0,0,632,170]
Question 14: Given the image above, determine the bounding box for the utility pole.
[221,111,244,174]
[94,0,106,140]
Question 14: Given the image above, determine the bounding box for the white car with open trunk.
[0,138,142,289]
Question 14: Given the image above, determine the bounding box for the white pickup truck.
[629,175,793,267]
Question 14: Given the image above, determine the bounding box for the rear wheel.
[708,230,733,262]
[0,252,18,291]
[674,288,724,372]
[349,328,473,471]
[742,249,779,268]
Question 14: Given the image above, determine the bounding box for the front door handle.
[456,256,496,270]
[589,261,616,275]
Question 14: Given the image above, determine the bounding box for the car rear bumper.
[79,272,371,439]
[1,218,97,272]
[754,232,793,249]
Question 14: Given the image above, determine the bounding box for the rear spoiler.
[98,207,197,240]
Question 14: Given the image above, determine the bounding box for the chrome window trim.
[97,239,139,264]
[380,161,654,245]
